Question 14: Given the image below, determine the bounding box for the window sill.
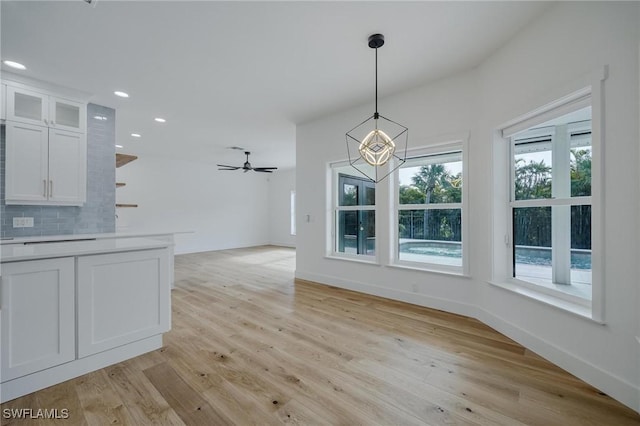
[387,262,469,278]
[488,280,603,324]
[325,254,380,266]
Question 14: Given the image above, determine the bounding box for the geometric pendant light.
[345,33,409,183]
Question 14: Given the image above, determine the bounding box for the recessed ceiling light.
[3,60,27,70]
[154,117,166,123]
[115,144,123,149]
[114,91,129,98]
[131,133,141,138]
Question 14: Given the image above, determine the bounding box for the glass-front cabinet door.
[6,86,48,127]
[50,97,85,133]
[6,86,85,133]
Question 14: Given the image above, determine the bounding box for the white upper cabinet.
[4,122,49,203]
[3,80,87,206]
[48,127,87,203]
[4,122,86,205]
[6,85,85,133]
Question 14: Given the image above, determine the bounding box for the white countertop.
[0,230,191,245]
[1,237,172,263]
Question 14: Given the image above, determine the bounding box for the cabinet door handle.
[43,180,47,197]
[43,118,48,125]
[49,180,53,198]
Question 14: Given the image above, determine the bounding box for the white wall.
[115,155,270,254]
[477,1,639,411]
[296,2,640,411]
[268,168,296,248]
[296,68,479,314]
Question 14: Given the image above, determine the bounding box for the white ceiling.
[1,1,549,169]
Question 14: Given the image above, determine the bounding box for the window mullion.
[398,203,462,210]
[510,196,591,208]
[336,205,375,211]
[552,125,572,285]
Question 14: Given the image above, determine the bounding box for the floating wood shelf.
[116,153,138,168]
[116,154,137,208]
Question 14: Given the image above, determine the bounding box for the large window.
[394,145,465,272]
[493,75,607,321]
[332,164,376,257]
[510,107,592,298]
[500,94,599,307]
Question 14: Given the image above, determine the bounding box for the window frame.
[509,120,593,300]
[492,67,606,322]
[328,160,378,262]
[391,138,469,275]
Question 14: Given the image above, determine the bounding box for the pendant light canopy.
[345,33,408,183]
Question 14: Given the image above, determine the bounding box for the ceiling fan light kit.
[345,33,408,184]
[217,151,278,173]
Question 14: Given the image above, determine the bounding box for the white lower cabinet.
[0,258,76,382]
[77,248,170,358]
[0,243,172,402]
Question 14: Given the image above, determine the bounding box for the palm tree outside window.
[396,151,463,268]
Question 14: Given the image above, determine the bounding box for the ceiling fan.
[217,151,278,173]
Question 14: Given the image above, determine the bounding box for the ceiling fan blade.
[219,153,275,173]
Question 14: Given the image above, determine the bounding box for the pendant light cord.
[374,47,378,116]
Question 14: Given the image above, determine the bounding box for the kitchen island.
[0,235,173,402]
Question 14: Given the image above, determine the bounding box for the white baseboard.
[294,269,640,414]
[477,308,639,413]
[174,241,271,255]
[268,241,296,249]
[294,269,477,319]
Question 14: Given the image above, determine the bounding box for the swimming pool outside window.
[393,146,465,273]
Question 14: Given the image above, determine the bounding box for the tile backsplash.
[1,104,116,238]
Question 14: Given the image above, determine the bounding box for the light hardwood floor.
[2,246,639,425]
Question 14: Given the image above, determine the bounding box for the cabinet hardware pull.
[50,180,53,198]
[43,180,47,197]
[43,119,48,125]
